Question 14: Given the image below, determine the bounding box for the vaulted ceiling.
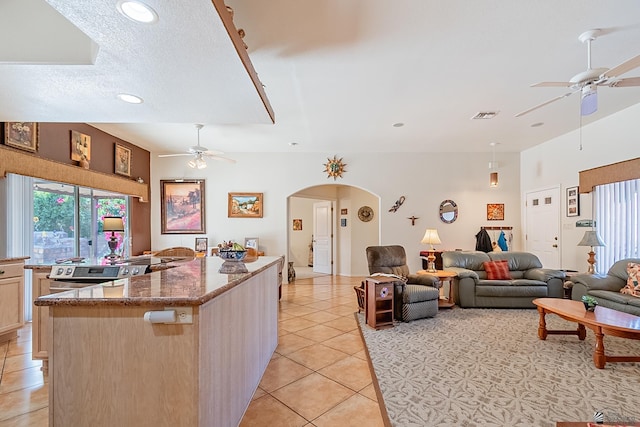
[1,0,640,156]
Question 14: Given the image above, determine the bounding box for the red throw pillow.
[484,260,511,280]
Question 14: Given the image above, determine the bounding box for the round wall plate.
[358,206,374,222]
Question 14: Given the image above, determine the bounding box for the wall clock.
[358,206,374,222]
[323,155,347,180]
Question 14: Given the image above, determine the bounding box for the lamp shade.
[421,229,441,249]
[577,230,605,247]
[103,216,125,232]
[490,172,498,187]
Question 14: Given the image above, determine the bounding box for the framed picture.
[161,179,206,234]
[195,237,208,253]
[70,130,91,161]
[244,237,259,250]
[340,208,348,215]
[487,203,504,221]
[4,122,38,152]
[293,218,302,230]
[566,186,580,217]
[114,143,132,177]
[228,192,263,218]
[341,218,347,227]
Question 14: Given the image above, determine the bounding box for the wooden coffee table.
[533,298,640,369]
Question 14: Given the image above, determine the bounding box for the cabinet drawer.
[0,263,25,278]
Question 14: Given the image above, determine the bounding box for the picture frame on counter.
[244,237,259,250]
[161,179,206,234]
[195,237,208,253]
[228,192,263,218]
[4,122,38,152]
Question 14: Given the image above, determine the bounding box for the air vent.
[471,111,499,120]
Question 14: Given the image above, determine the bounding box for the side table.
[562,270,579,299]
[364,277,395,329]
[417,270,457,308]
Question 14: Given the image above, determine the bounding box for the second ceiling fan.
[516,29,640,118]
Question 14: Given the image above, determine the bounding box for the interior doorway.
[287,184,380,281]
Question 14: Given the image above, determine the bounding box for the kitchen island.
[35,255,283,427]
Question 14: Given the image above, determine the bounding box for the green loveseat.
[570,258,640,316]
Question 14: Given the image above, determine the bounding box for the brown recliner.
[366,245,439,321]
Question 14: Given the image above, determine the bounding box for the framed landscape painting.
[228,192,263,218]
[161,180,206,234]
[487,203,504,221]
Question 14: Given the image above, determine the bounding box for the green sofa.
[442,251,566,308]
[570,258,640,316]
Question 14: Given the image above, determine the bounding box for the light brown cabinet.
[0,259,26,343]
[365,277,395,330]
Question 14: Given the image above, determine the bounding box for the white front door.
[313,201,332,274]
[525,187,561,268]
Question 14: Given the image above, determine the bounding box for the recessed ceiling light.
[531,122,544,127]
[117,93,144,104]
[392,122,404,127]
[289,142,298,146]
[116,0,158,24]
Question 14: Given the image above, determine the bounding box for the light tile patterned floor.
[0,275,387,426]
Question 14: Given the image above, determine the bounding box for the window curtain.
[594,179,640,273]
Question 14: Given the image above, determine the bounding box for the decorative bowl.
[218,249,247,261]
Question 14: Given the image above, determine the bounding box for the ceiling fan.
[157,124,236,169]
[516,29,640,118]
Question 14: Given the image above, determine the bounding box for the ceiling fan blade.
[608,76,640,87]
[515,91,577,117]
[531,81,573,88]
[601,53,640,79]
[203,153,237,163]
[158,153,192,158]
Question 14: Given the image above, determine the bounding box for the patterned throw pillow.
[483,260,511,280]
[621,262,640,296]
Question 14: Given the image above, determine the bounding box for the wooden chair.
[154,247,196,258]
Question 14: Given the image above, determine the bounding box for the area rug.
[357,308,640,427]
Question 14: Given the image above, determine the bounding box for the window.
[594,179,640,273]
[32,179,129,263]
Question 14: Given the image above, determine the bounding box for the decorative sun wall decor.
[323,155,346,180]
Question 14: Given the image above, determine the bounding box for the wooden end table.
[533,298,640,369]
[417,270,457,308]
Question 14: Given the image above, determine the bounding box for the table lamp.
[577,230,605,274]
[103,216,125,260]
[421,228,441,273]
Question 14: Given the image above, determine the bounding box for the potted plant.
[581,295,598,311]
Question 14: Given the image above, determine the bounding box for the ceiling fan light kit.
[516,28,640,118]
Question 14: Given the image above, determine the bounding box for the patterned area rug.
[357,308,640,427]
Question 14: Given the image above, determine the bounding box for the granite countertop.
[35,256,283,308]
[0,256,30,263]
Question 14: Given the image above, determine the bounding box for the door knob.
[552,244,558,248]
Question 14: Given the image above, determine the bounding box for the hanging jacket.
[475,229,492,253]
[498,231,509,251]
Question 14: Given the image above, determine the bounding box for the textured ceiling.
[1,0,640,156]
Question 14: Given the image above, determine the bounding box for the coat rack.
[481,226,513,230]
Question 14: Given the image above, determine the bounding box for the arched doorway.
[286,184,380,281]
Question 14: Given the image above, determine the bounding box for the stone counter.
[35,256,281,307]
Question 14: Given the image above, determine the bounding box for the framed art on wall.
[114,143,132,177]
[228,192,263,218]
[70,130,91,161]
[4,122,38,152]
[566,186,580,217]
[487,203,504,221]
[293,219,302,230]
[161,179,206,234]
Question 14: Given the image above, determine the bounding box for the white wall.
[288,197,314,267]
[520,103,640,272]
[151,151,522,274]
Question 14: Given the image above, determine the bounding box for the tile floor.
[0,274,387,426]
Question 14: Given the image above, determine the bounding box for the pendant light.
[489,142,499,188]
